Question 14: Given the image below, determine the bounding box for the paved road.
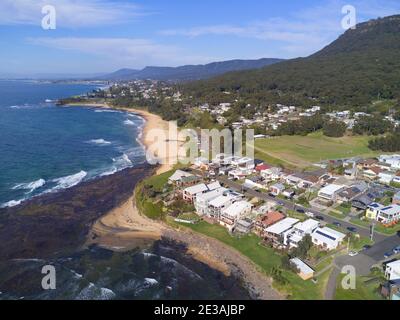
[191,169,400,263]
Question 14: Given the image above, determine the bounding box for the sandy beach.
[69,101,282,300]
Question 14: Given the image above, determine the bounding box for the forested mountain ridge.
[182,15,400,108]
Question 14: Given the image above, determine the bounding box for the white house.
[377,204,400,225]
[264,217,300,248]
[261,167,282,181]
[379,155,400,170]
[311,227,346,250]
[182,183,208,203]
[168,170,193,184]
[318,184,346,202]
[290,258,315,280]
[220,201,253,231]
[385,260,400,281]
[379,171,395,185]
[195,188,227,216]
[285,219,320,248]
[207,194,236,219]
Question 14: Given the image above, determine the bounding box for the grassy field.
[253,132,380,168]
[335,275,384,300]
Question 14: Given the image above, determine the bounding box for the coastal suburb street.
[190,170,400,270]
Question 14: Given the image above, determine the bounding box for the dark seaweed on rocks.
[0,165,154,261]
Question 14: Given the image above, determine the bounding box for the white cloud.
[28,37,216,68]
[0,0,145,27]
[159,0,400,58]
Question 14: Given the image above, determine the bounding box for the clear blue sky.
[0,0,399,75]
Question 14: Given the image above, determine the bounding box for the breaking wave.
[87,139,112,146]
[50,171,87,191]
[12,179,46,193]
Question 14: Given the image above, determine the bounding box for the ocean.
[0,80,146,208]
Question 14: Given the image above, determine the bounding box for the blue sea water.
[0,80,146,207]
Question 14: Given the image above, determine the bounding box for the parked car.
[296,208,305,214]
[349,251,359,257]
[305,211,315,218]
[316,216,325,221]
[333,221,342,227]
[347,227,357,233]
[278,201,285,206]
[384,252,394,259]
[393,246,400,254]
[362,245,372,251]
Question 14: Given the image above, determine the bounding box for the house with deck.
[220,201,253,232]
[311,227,346,251]
[264,217,299,248]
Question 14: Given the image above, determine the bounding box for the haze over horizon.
[1,0,399,77]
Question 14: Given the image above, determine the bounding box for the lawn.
[335,275,384,300]
[174,220,326,300]
[253,132,380,168]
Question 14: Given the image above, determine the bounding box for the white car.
[305,211,315,218]
[349,251,359,257]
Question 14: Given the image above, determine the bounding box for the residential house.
[311,227,346,250]
[182,183,208,203]
[337,183,367,203]
[235,218,254,234]
[381,279,400,300]
[169,170,195,186]
[282,189,296,199]
[207,194,236,219]
[363,167,383,179]
[379,171,396,185]
[264,217,299,248]
[193,157,210,170]
[195,187,228,216]
[285,219,320,248]
[260,167,282,182]
[318,184,346,204]
[290,258,315,280]
[357,158,378,170]
[379,155,400,170]
[367,203,400,225]
[220,201,253,231]
[385,260,400,281]
[270,183,285,196]
[254,211,286,236]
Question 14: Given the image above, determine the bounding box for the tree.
[323,120,347,137]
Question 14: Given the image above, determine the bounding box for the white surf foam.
[51,171,87,191]
[123,119,135,126]
[94,109,121,114]
[1,199,24,208]
[87,139,112,146]
[12,179,46,193]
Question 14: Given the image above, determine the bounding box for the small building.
[270,183,285,196]
[385,260,400,281]
[285,219,320,248]
[264,217,299,248]
[311,227,346,251]
[182,183,208,203]
[363,167,383,179]
[318,184,346,203]
[235,218,255,234]
[381,279,400,300]
[207,194,236,219]
[379,171,395,185]
[169,170,194,185]
[195,188,227,216]
[290,258,315,280]
[220,201,253,231]
[254,211,286,236]
[367,203,400,225]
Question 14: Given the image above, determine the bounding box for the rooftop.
[265,217,299,235]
